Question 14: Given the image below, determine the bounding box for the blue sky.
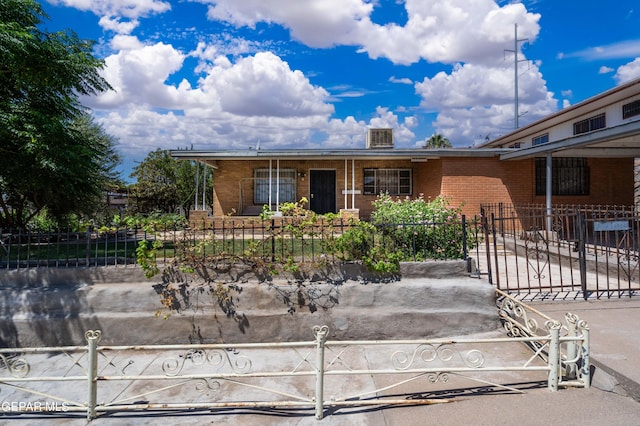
[39,0,640,179]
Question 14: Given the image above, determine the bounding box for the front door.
[309,170,336,214]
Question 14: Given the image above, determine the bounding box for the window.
[510,142,521,149]
[573,113,605,135]
[622,99,640,120]
[254,169,296,205]
[532,134,549,146]
[363,169,412,195]
[535,158,589,196]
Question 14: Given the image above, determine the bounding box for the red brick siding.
[210,157,634,219]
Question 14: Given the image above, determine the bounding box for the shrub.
[370,194,470,261]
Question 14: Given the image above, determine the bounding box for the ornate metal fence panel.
[0,302,590,421]
[479,204,640,298]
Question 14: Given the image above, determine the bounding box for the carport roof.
[499,119,640,160]
[481,77,640,160]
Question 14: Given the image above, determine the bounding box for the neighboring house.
[107,191,128,213]
[172,77,640,221]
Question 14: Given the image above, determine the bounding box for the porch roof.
[499,118,640,160]
[171,147,510,163]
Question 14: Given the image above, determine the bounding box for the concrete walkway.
[2,296,640,426]
[530,296,640,403]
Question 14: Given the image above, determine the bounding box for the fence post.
[547,320,561,391]
[490,213,500,288]
[85,330,101,420]
[564,313,578,380]
[580,320,591,388]
[313,325,329,420]
[482,214,493,285]
[85,225,92,267]
[461,215,468,261]
[577,214,588,299]
[271,218,276,263]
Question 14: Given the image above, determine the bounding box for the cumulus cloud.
[195,0,540,65]
[62,0,554,157]
[415,61,556,144]
[47,0,171,32]
[86,38,196,110]
[614,58,640,84]
[358,1,540,65]
[86,42,411,154]
[185,0,548,146]
[200,0,373,48]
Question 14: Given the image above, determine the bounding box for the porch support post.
[195,161,200,210]
[269,159,273,210]
[351,158,355,209]
[344,159,348,210]
[202,162,206,210]
[546,153,552,233]
[276,159,280,212]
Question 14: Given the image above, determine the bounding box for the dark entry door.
[309,170,336,214]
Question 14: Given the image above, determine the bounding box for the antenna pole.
[505,23,529,129]
[514,23,519,129]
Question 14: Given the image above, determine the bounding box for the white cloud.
[47,0,171,32]
[195,0,540,65]
[200,0,373,48]
[389,76,413,85]
[48,0,171,18]
[599,66,614,74]
[614,58,640,84]
[415,61,557,145]
[98,16,139,34]
[566,40,640,61]
[185,0,548,147]
[198,51,334,118]
[87,44,386,156]
[64,0,555,159]
[359,1,540,65]
[86,39,196,110]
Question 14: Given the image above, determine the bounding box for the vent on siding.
[366,128,394,149]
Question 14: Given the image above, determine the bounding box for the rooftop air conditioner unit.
[366,128,394,149]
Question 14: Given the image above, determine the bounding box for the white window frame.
[363,168,412,196]
[254,168,296,205]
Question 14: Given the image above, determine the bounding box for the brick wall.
[437,157,533,216]
[210,156,635,219]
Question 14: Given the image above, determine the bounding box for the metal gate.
[478,204,640,299]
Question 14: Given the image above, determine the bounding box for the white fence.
[0,292,590,421]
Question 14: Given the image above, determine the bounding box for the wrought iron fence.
[0,216,482,270]
[479,203,640,297]
[0,292,589,421]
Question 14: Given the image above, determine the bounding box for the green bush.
[370,194,470,261]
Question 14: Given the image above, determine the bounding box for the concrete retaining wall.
[0,261,498,347]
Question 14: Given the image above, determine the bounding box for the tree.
[129,149,212,217]
[423,134,452,148]
[0,0,115,229]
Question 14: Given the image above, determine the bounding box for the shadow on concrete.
[0,281,101,348]
[0,381,549,423]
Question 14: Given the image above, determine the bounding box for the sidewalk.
[2,296,640,426]
[529,295,640,402]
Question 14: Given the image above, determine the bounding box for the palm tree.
[423,134,452,148]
